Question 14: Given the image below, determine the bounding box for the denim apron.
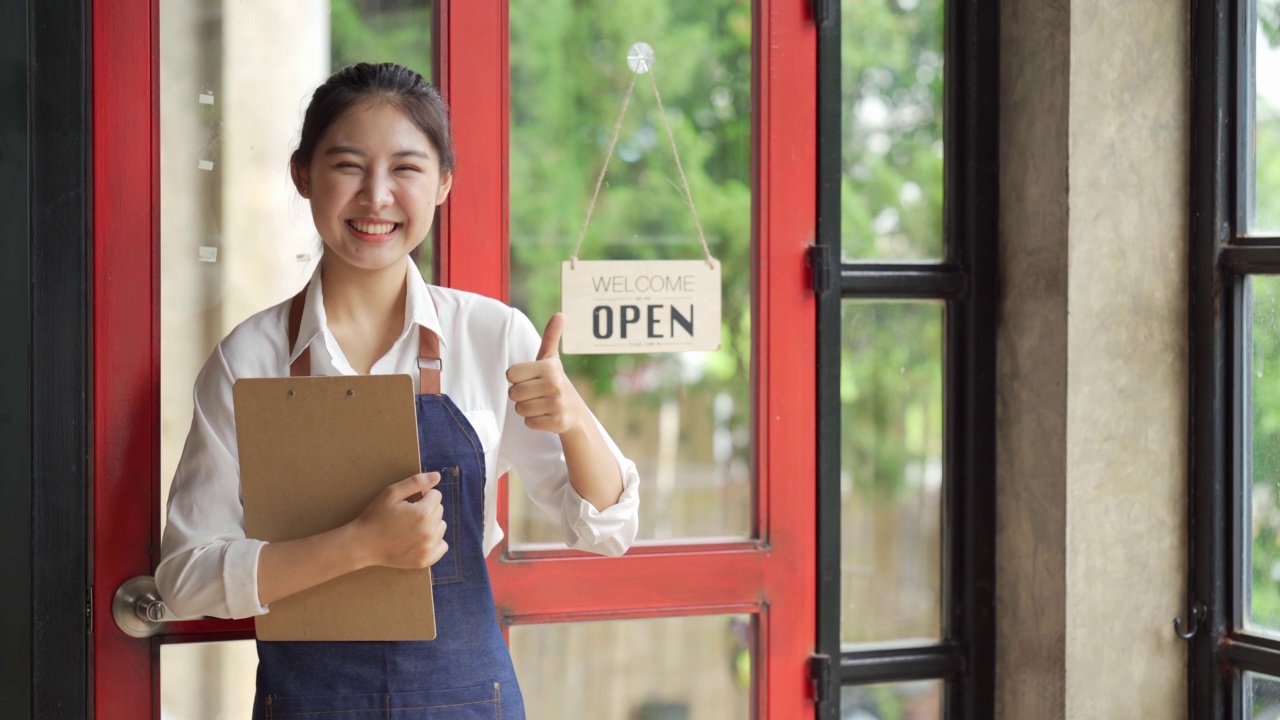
[251,288,526,719]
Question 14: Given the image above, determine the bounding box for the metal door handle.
[112,575,171,638]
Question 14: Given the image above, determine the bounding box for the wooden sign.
[561,259,721,354]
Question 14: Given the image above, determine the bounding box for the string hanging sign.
[561,42,722,355]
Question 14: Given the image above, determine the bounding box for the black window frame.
[811,0,998,717]
[1,0,93,716]
[1188,0,1280,716]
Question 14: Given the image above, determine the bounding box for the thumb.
[389,471,440,502]
[536,313,565,361]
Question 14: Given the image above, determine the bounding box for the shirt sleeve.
[497,307,640,556]
[155,342,269,620]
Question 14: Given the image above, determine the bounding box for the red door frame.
[91,2,816,718]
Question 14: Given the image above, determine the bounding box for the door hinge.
[85,585,94,635]
[811,0,837,26]
[808,244,835,297]
[809,653,833,704]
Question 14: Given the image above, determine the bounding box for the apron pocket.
[430,466,463,586]
[267,681,501,719]
[393,682,503,718]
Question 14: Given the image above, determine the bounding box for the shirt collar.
[403,258,446,348]
[287,259,446,365]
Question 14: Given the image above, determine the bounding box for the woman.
[157,62,640,719]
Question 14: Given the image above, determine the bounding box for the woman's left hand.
[507,313,588,435]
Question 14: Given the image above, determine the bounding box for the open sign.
[560,259,722,354]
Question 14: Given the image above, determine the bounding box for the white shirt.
[156,260,641,620]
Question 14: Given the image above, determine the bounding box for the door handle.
[112,575,171,638]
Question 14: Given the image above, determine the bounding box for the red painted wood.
[92,0,157,717]
[757,2,818,716]
[494,550,771,617]
[436,0,509,302]
[161,618,256,640]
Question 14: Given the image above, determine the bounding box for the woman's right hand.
[349,471,447,569]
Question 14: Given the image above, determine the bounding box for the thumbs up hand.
[506,313,587,435]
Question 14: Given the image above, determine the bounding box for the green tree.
[508,0,755,455]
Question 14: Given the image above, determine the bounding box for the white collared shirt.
[156,260,640,620]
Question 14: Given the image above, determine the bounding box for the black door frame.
[0,0,93,717]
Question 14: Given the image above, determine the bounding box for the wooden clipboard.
[234,374,436,641]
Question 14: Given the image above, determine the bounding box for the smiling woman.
[295,101,451,268]
[289,66,453,280]
[155,62,639,720]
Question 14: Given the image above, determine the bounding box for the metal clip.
[1174,601,1206,640]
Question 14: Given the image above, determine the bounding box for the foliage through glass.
[1249,277,1280,632]
[1253,2,1280,233]
[840,302,944,646]
[507,0,754,543]
[840,680,943,720]
[841,0,944,260]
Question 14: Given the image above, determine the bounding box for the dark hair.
[291,62,454,175]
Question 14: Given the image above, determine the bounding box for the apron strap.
[287,287,310,377]
[287,283,443,394]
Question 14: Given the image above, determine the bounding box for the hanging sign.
[561,259,721,354]
[561,42,723,355]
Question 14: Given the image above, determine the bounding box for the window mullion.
[839,263,966,300]
[839,643,963,686]
[1188,0,1237,716]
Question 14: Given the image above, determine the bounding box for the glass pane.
[1246,672,1280,719]
[1251,0,1280,232]
[1250,276,1280,632]
[161,640,257,719]
[840,681,944,720]
[510,615,752,719]
[840,302,943,646]
[840,0,944,260]
[507,3,753,543]
[159,2,435,529]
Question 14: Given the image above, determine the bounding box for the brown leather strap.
[287,287,310,377]
[419,324,441,394]
[287,283,443,394]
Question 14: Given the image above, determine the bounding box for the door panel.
[92,3,817,718]
[506,0,756,546]
[510,614,754,719]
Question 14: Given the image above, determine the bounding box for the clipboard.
[234,374,436,641]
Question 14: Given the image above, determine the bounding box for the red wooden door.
[91,2,816,718]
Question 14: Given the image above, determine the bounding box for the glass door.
[92,2,819,718]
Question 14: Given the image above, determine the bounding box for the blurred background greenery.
[1248,5,1280,646]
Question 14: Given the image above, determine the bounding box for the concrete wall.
[998,0,1189,717]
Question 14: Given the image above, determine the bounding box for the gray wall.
[998,0,1189,717]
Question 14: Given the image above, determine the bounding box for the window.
[812,0,997,717]
[1189,0,1280,716]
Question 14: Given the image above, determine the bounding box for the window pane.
[1250,0,1280,232]
[507,2,753,543]
[841,302,943,646]
[161,640,257,719]
[159,2,435,529]
[1246,671,1280,718]
[840,681,944,720]
[509,615,752,720]
[840,0,944,260]
[1249,276,1280,632]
